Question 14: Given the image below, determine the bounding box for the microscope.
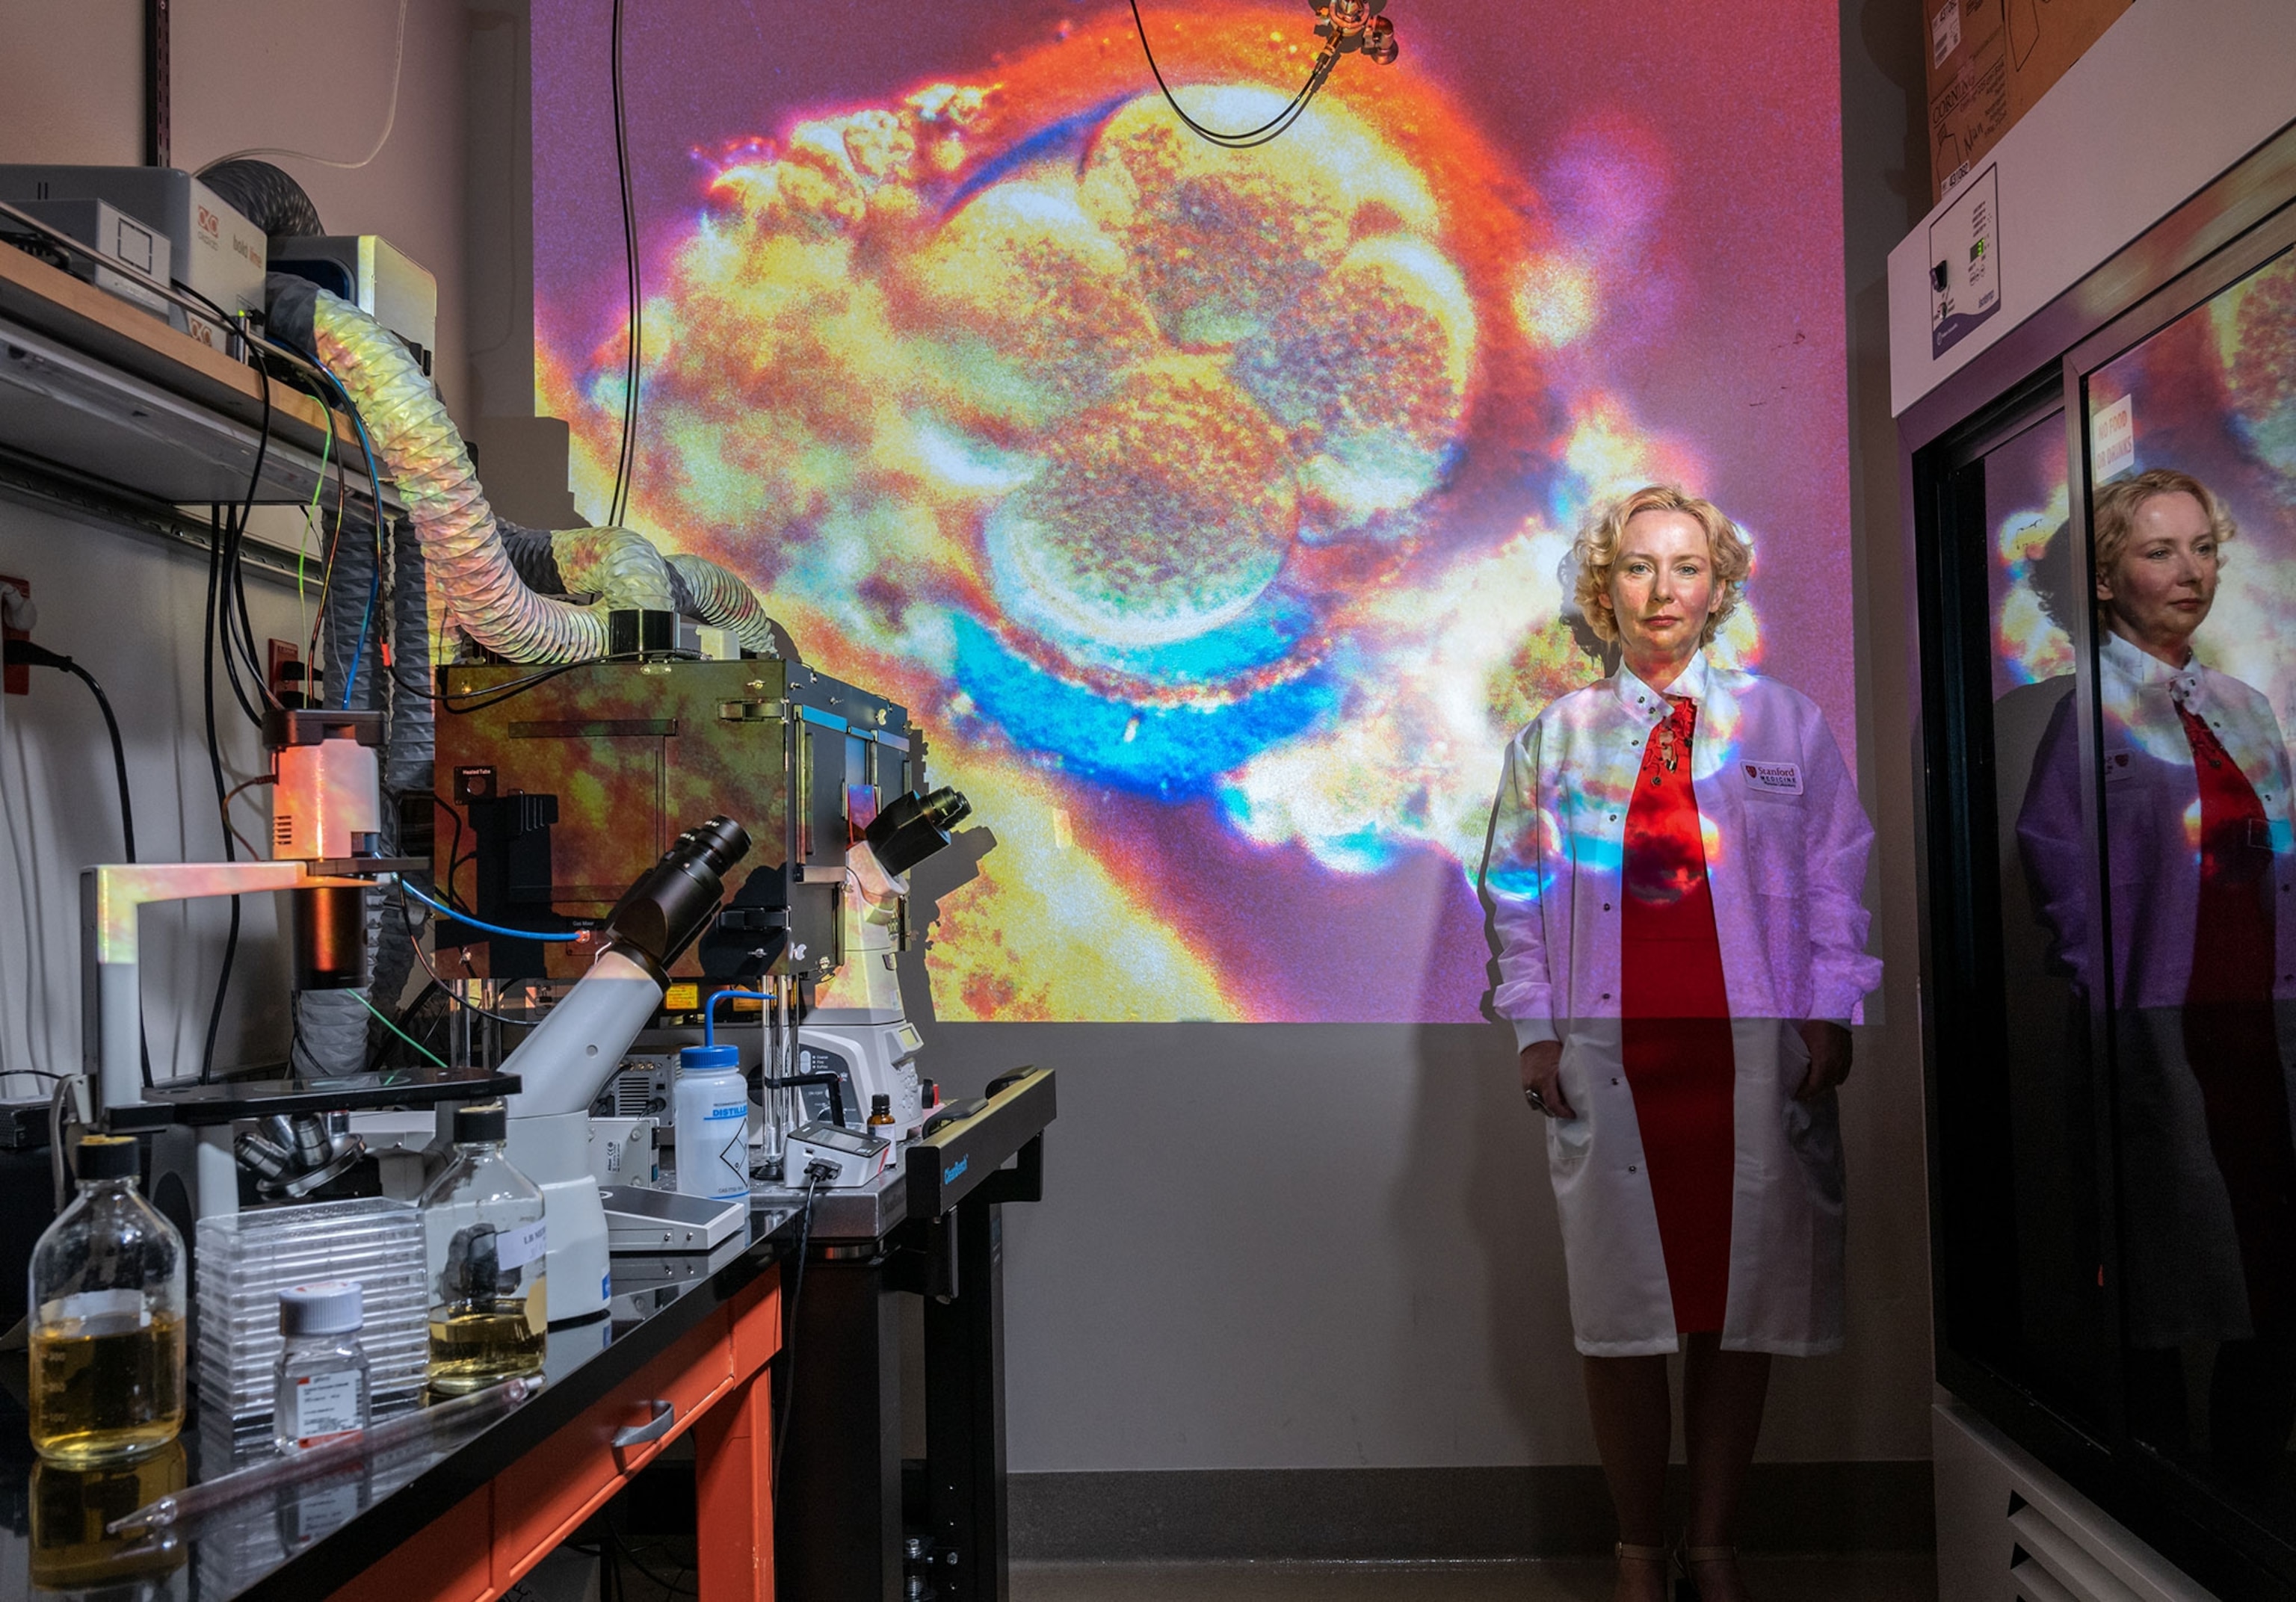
[78,708,511,1235]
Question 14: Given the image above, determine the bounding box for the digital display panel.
[531,1,1852,1021]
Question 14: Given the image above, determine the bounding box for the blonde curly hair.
[2090,467,2236,622]
[1572,485,1752,646]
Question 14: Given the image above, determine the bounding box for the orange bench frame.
[328,1270,781,1602]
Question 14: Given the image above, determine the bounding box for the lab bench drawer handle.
[612,1400,676,1451]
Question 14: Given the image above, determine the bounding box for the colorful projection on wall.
[531,1,1852,1021]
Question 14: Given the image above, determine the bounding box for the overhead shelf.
[0,242,394,573]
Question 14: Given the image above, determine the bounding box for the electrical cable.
[2,643,137,864]
[608,1535,696,1598]
[771,1167,827,1507]
[295,354,387,712]
[219,773,276,862]
[608,0,642,529]
[197,0,410,172]
[294,421,335,652]
[197,358,280,1084]
[396,878,585,941]
[428,791,468,906]
[388,652,697,716]
[353,988,448,1069]
[397,894,531,1028]
[1126,0,1336,148]
[198,502,243,1086]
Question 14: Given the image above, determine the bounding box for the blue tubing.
[399,878,584,941]
[705,989,774,1048]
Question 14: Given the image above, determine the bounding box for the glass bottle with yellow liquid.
[418,1102,547,1394]
[28,1134,188,1465]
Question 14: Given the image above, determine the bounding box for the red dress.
[1620,696,1737,1335]
[2175,701,2296,1336]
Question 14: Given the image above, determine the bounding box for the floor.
[1008,1557,1938,1601]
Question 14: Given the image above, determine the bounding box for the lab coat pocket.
[1780,1083,1845,1215]
[1545,1046,1595,1169]
[1741,792,1810,900]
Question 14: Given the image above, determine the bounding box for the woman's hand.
[1794,1020,1853,1101]
[1519,1040,1574,1119]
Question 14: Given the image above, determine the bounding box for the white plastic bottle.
[674,1045,752,1200]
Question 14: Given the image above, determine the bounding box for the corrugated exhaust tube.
[311,289,611,662]
[667,554,786,658]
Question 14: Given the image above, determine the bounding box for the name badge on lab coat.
[1741,760,1803,797]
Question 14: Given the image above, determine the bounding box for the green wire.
[354,988,448,1070]
[297,424,334,650]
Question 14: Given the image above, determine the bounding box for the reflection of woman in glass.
[1481,486,1880,1602]
[2018,467,2296,1480]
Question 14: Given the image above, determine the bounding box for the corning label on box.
[1932,0,1963,67]
[2091,394,2135,480]
[1930,164,2002,359]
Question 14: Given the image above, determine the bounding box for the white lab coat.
[2016,632,2296,1346]
[1481,652,1881,1356]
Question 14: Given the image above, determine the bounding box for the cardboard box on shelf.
[1926,0,2133,204]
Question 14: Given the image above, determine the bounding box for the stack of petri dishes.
[195,1199,428,1447]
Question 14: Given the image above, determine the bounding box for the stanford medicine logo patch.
[1741,760,1803,797]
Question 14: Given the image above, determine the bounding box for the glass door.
[1921,391,2120,1445]
[2073,241,2296,1556]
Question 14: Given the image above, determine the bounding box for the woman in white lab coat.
[2016,468,2296,1479]
[1481,486,1880,1602]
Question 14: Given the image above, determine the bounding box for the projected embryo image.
[531,1,1854,1021]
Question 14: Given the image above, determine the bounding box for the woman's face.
[2097,490,2220,661]
[1608,510,1718,674]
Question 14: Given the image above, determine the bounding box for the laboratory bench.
[0,1063,1056,1602]
[0,1204,798,1602]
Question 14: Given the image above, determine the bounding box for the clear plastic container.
[417,1102,547,1394]
[195,1197,426,1446]
[673,1045,752,1200]
[28,1135,187,1465]
[273,1282,371,1453]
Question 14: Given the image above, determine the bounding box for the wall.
[907,0,1942,1522]
[0,0,472,1089]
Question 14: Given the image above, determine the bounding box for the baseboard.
[1008,1462,1937,1561]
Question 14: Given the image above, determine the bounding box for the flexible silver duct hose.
[553,528,676,610]
[310,290,608,663]
[667,554,785,658]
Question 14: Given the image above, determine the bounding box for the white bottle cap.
[280,1280,365,1337]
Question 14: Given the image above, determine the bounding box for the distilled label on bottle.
[496,1219,549,1272]
[291,1370,364,1445]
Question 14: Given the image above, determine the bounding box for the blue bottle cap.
[679,1045,741,1074]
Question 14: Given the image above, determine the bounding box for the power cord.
[1,642,135,862]
[771,1163,836,1507]
[609,0,641,528]
[198,364,277,1084]
[197,0,409,172]
[1127,0,1338,148]
[2,640,148,1086]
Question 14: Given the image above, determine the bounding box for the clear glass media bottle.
[27,1134,187,1465]
[418,1102,547,1394]
[274,1281,371,1452]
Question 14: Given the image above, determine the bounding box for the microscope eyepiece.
[675,816,750,878]
[602,814,753,969]
[864,786,972,878]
